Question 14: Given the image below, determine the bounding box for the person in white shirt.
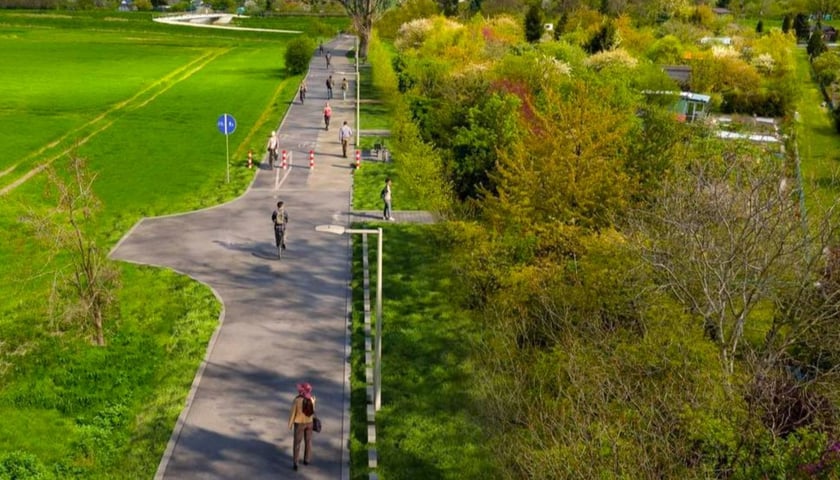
[338,121,353,158]
[266,131,279,168]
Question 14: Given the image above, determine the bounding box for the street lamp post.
[316,224,383,411]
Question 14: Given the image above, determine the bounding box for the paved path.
[111,35,364,480]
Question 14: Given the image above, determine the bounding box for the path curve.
[111,36,358,480]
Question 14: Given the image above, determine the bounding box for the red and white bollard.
[247,150,253,169]
[355,150,361,169]
[281,150,288,169]
[309,150,315,169]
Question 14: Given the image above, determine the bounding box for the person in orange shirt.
[288,382,316,471]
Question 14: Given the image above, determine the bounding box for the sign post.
[217,114,237,183]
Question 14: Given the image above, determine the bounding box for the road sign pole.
[217,113,236,184]
[225,132,230,183]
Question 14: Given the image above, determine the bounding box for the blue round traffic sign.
[217,114,236,135]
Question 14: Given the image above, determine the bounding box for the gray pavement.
[110,36,364,480]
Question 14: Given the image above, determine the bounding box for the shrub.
[284,37,314,75]
[0,451,48,480]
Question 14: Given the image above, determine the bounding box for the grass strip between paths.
[348,223,499,479]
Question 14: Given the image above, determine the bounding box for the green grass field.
[793,48,840,211]
[0,11,347,478]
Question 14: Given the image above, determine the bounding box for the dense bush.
[721,90,786,117]
[284,37,315,75]
[389,10,837,479]
[0,451,48,480]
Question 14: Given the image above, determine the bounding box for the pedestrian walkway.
[110,35,363,480]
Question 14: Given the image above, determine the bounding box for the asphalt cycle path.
[110,35,358,480]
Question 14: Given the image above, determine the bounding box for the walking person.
[299,81,307,104]
[323,102,332,131]
[339,121,353,158]
[318,41,324,55]
[266,131,279,168]
[381,178,393,221]
[325,51,331,68]
[288,382,316,471]
[325,75,333,99]
[341,77,348,101]
[272,201,288,257]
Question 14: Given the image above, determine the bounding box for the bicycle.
[268,148,279,169]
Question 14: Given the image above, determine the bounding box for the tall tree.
[485,77,636,242]
[782,13,792,33]
[808,29,828,58]
[631,143,840,380]
[340,0,390,58]
[586,19,619,53]
[524,4,544,43]
[24,155,119,346]
[794,12,810,40]
[554,11,568,40]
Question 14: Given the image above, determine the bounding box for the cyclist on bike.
[272,201,288,257]
[267,131,279,168]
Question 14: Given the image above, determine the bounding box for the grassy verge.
[348,223,499,479]
[357,64,392,131]
[793,48,840,210]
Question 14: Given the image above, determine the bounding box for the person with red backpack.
[288,382,317,471]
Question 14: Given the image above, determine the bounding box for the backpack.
[301,396,314,416]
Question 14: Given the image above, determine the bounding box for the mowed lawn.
[793,48,840,210]
[0,11,346,478]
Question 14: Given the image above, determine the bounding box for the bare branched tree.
[22,155,119,346]
[339,0,390,58]
[630,142,840,436]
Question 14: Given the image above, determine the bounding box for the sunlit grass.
[348,224,499,479]
[0,11,347,477]
[793,49,840,211]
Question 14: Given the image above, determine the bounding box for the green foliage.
[625,104,685,197]
[812,50,840,85]
[376,0,439,40]
[382,7,840,480]
[210,0,236,12]
[585,19,618,53]
[284,37,315,75]
[391,102,453,215]
[362,34,451,214]
[553,12,567,40]
[366,31,399,105]
[485,76,637,236]
[794,13,810,40]
[0,451,48,480]
[808,30,828,59]
[645,34,684,64]
[450,93,521,200]
[782,13,792,34]
[464,228,733,477]
[524,4,543,43]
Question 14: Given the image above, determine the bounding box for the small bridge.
[154,13,301,33]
